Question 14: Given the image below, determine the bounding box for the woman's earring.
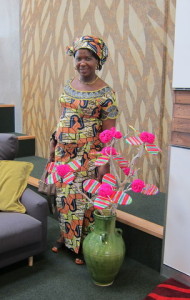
[96,65,99,70]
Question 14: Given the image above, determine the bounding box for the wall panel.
[21,0,176,192]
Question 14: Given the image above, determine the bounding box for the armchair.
[0,134,48,268]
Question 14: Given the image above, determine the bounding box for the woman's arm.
[48,131,57,162]
[102,118,116,131]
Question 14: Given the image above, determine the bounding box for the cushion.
[0,161,33,213]
[0,134,18,160]
[0,212,42,254]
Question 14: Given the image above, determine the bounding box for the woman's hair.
[74,48,102,70]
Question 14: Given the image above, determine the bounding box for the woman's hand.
[48,139,56,162]
[97,163,110,182]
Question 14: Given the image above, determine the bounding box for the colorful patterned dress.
[54,79,119,254]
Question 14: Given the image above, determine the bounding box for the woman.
[50,35,119,264]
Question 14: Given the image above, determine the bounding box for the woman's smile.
[74,49,98,79]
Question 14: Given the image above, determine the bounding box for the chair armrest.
[21,188,49,250]
[21,188,48,222]
[0,133,18,160]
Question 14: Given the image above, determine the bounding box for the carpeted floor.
[143,278,190,299]
[0,216,165,300]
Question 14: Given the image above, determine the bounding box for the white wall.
[0,0,22,132]
[162,0,190,285]
[163,146,190,277]
[172,0,190,88]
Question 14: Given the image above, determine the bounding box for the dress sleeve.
[100,90,119,120]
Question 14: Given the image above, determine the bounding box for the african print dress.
[54,79,119,254]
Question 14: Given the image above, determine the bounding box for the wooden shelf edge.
[28,176,39,188]
[18,135,35,140]
[116,209,164,239]
[0,104,15,107]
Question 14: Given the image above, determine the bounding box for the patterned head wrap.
[66,35,108,67]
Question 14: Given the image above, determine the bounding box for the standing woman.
[50,35,119,264]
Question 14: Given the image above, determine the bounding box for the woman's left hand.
[97,164,110,182]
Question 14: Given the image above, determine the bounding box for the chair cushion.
[0,161,33,213]
[0,134,18,160]
[0,212,42,254]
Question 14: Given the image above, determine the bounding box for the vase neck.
[94,214,116,233]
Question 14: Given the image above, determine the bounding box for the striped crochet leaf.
[102,173,117,188]
[62,172,75,184]
[113,155,129,169]
[118,161,130,169]
[68,160,81,171]
[83,179,101,193]
[145,144,161,155]
[113,191,132,205]
[95,156,109,166]
[46,172,59,184]
[125,136,144,146]
[94,196,111,209]
[141,184,159,195]
[46,162,56,173]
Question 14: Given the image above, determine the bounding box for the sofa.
[0,134,48,268]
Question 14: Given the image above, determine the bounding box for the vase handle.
[88,224,94,232]
[100,233,107,243]
[115,228,123,235]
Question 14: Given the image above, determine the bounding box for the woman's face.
[74,49,98,78]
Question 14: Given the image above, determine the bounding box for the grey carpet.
[0,216,165,300]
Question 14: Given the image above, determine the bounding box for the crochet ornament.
[83,125,161,214]
[46,160,81,185]
[46,125,161,215]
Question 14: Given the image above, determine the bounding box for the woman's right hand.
[48,139,56,162]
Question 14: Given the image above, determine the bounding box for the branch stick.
[130,145,144,169]
[72,182,93,204]
[72,182,103,215]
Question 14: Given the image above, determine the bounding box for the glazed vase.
[82,209,125,286]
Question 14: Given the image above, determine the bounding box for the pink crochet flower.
[99,130,114,143]
[114,131,123,139]
[110,127,123,139]
[139,132,155,144]
[98,183,113,197]
[56,164,72,177]
[110,127,116,134]
[123,167,130,176]
[101,147,117,156]
[131,179,145,193]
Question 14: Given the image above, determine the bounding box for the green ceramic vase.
[83,210,125,286]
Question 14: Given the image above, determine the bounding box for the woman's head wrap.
[66,35,108,67]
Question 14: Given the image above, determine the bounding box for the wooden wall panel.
[171,90,190,147]
[175,90,190,104]
[173,104,190,119]
[172,117,190,133]
[171,132,190,148]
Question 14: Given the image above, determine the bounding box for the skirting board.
[162,264,190,287]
